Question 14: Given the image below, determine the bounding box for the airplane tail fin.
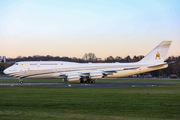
[138,41,172,63]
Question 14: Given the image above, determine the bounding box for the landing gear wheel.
[20,81,23,84]
[80,80,83,83]
[91,80,95,84]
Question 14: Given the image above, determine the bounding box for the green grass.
[0,77,180,120]
[0,82,180,120]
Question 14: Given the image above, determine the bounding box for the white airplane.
[4,41,172,84]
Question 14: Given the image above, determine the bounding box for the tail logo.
[155,52,160,60]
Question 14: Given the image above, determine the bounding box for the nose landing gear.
[19,79,23,84]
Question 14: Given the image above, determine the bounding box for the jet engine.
[89,71,103,79]
[63,73,80,81]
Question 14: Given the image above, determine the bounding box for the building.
[144,73,152,78]
[169,74,178,79]
[0,56,6,63]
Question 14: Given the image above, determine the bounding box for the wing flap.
[103,67,139,72]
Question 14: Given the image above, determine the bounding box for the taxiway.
[0,82,178,87]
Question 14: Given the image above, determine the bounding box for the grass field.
[0,78,180,120]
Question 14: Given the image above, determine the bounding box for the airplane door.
[37,62,40,67]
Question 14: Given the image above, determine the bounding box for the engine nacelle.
[89,71,103,79]
[64,73,80,81]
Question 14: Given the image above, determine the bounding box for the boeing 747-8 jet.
[4,41,172,84]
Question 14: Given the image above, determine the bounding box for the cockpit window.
[15,63,18,65]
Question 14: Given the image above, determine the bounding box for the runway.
[0,82,179,87]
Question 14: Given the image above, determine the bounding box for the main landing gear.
[80,77,95,84]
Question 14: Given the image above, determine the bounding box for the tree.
[105,56,115,62]
[0,63,6,75]
[124,55,131,62]
[83,53,88,61]
[158,70,164,77]
[115,56,122,62]
[82,53,96,62]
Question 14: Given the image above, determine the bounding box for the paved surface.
[0,82,179,87]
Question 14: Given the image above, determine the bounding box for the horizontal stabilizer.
[147,61,175,68]
[147,63,167,68]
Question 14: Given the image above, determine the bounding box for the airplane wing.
[58,61,174,81]
[58,61,174,82]
[59,66,140,81]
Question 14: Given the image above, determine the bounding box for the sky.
[0,0,180,59]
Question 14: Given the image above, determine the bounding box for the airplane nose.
[3,68,8,74]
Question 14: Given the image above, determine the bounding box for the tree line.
[5,54,145,63]
[0,53,180,77]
